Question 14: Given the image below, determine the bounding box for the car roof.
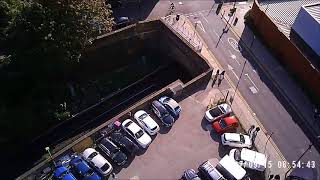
[240,148,267,166]
[152,100,168,114]
[124,120,141,134]
[223,116,238,124]
[100,138,118,152]
[224,133,241,141]
[218,155,246,180]
[83,148,97,159]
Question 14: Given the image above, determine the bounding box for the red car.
[212,116,239,134]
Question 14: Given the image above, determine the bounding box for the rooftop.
[258,0,320,37]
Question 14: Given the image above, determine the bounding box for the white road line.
[213,29,220,38]
[228,64,239,80]
[245,73,259,91]
[228,50,241,66]
[195,20,206,32]
[200,12,209,23]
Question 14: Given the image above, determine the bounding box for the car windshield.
[218,106,226,114]
[234,149,241,161]
[135,130,144,139]
[240,135,245,143]
[87,152,98,160]
[174,106,180,112]
[219,119,227,128]
[100,163,110,172]
[139,113,148,119]
[85,169,94,177]
[124,121,133,127]
[102,140,118,153]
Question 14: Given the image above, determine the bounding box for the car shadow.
[122,153,135,168]
[159,125,172,134]
[209,130,221,142]
[136,146,148,156]
[201,117,211,131]
[218,144,232,158]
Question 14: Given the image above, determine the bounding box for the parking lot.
[115,90,233,179]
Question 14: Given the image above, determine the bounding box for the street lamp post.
[230,59,247,105]
[284,136,320,178]
[45,146,56,167]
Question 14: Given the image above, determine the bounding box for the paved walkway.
[162,14,289,179]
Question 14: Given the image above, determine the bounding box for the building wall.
[249,0,320,103]
[292,6,320,56]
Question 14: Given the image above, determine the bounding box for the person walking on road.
[212,69,220,87]
[217,70,225,87]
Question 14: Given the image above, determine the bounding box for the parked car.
[82,148,113,176]
[182,169,201,180]
[110,131,139,155]
[205,103,232,122]
[151,100,175,127]
[159,96,181,118]
[221,133,252,148]
[134,110,160,135]
[122,119,152,148]
[229,148,267,172]
[70,155,101,180]
[98,138,127,166]
[54,166,77,180]
[114,17,132,29]
[216,155,246,180]
[212,116,239,134]
[198,158,226,180]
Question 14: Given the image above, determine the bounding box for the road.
[114,0,320,175]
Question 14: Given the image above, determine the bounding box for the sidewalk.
[221,3,320,153]
[162,14,289,179]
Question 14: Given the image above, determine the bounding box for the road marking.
[228,64,239,80]
[213,29,220,38]
[252,69,257,73]
[249,86,258,94]
[195,20,205,32]
[228,50,241,66]
[200,12,209,23]
[227,37,243,52]
[239,2,247,5]
[245,73,259,91]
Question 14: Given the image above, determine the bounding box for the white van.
[216,155,246,180]
[229,148,267,172]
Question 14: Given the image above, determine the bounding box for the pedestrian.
[248,125,255,138]
[219,70,225,80]
[211,69,220,87]
[217,78,222,87]
[128,111,132,117]
[268,175,274,180]
[251,127,260,143]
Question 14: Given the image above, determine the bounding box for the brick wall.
[249,0,320,103]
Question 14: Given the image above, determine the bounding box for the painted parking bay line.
[195,20,206,32]
[228,64,239,80]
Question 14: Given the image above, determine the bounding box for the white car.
[221,133,252,148]
[82,148,113,176]
[205,103,232,122]
[134,110,160,135]
[229,148,267,172]
[122,119,152,148]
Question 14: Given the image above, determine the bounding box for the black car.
[110,132,139,155]
[182,169,201,180]
[151,100,175,127]
[98,138,127,166]
[114,17,132,29]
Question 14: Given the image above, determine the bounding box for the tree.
[2,0,114,75]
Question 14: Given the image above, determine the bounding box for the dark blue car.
[151,100,175,127]
[54,166,77,180]
[70,156,101,180]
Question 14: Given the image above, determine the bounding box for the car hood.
[138,133,151,146]
[114,152,127,164]
[162,115,174,125]
[205,110,214,120]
